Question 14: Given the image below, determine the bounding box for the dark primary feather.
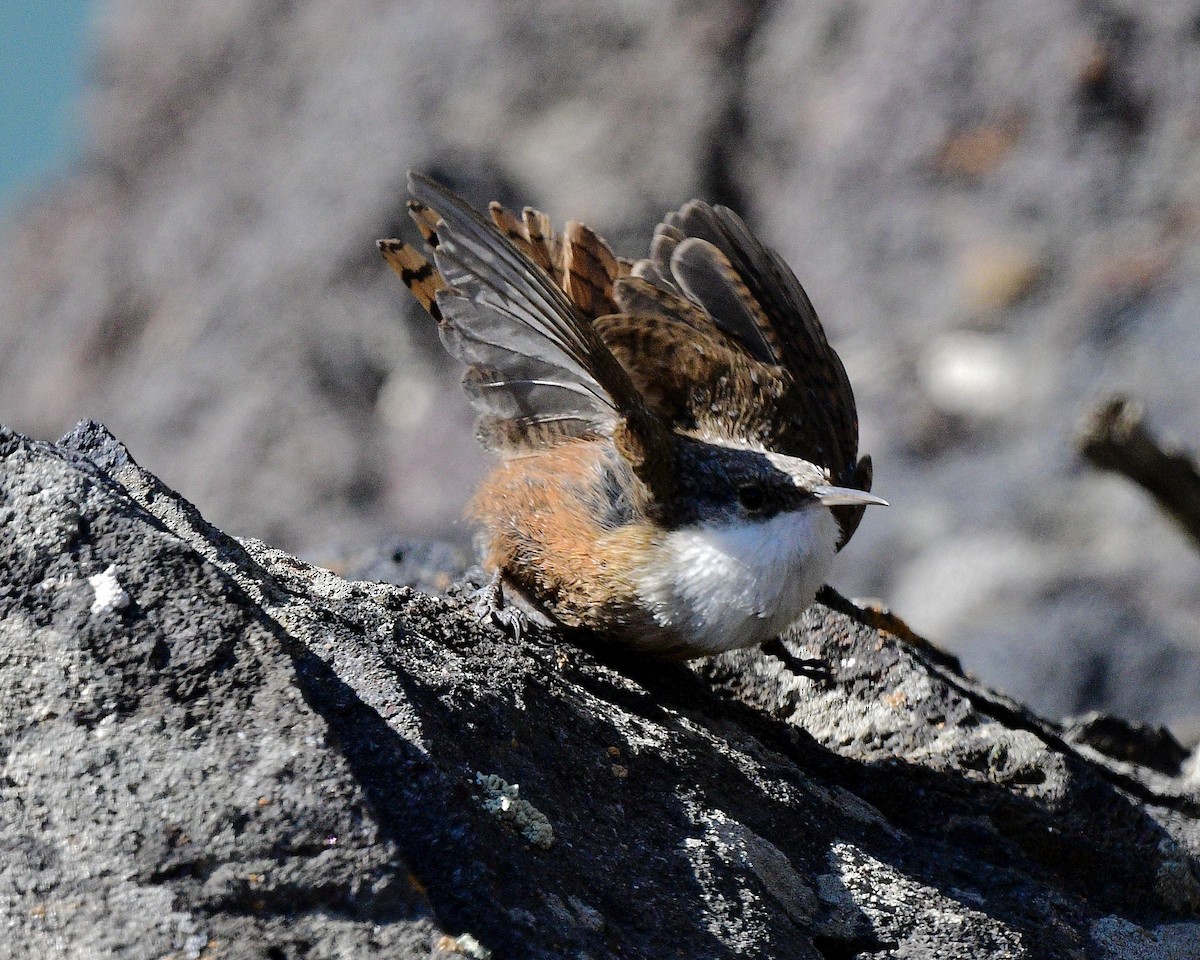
[669,237,778,364]
[649,223,683,285]
[700,202,858,470]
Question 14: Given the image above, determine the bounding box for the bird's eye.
[737,484,766,512]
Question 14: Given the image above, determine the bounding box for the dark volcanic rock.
[3,421,1199,958]
[4,1,1200,729]
[1,423,438,957]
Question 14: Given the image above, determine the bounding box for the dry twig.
[1077,394,1200,548]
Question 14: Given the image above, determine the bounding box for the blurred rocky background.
[3,0,1200,733]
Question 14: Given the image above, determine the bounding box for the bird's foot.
[471,570,530,641]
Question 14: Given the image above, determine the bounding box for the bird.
[379,172,885,659]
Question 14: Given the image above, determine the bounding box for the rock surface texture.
[3,421,1200,958]
[2,1,1200,729]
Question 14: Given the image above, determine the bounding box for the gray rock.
[3,0,1200,730]
[1,422,438,957]
[3,420,1198,957]
[2,0,1200,729]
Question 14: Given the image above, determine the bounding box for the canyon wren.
[379,173,884,659]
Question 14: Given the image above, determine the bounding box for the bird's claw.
[471,571,530,641]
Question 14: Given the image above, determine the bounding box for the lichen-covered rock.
[2,421,1198,958]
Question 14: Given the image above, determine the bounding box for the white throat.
[632,506,839,655]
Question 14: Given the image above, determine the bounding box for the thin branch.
[1077,394,1200,548]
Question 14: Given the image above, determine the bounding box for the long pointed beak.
[812,485,889,507]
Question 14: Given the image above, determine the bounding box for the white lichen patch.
[88,565,130,616]
[678,800,804,950]
[820,841,1026,956]
[475,773,554,849]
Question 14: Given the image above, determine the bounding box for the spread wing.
[380,177,872,547]
[379,173,674,499]
[608,201,873,548]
